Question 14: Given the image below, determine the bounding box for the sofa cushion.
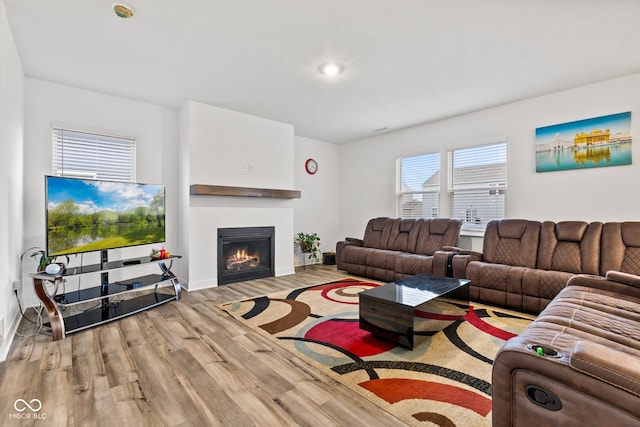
[362,217,393,249]
[394,252,435,277]
[532,286,640,355]
[601,222,640,275]
[482,219,541,267]
[521,269,573,313]
[414,218,461,256]
[366,248,397,271]
[465,262,528,308]
[536,221,602,275]
[387,218,421,252]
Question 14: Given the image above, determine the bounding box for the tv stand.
[31,254,181,341]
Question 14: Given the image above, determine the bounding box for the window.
[52,128,136,182]
[448,141,507,230]
[397,141,507,230]
[397,152,440,218]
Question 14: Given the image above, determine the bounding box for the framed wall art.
[535,111,632,172]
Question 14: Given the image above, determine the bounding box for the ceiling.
[5,1,640,144]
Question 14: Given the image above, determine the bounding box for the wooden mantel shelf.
[190,184,301,199]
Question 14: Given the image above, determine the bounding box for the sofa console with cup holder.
[491,271,640,426]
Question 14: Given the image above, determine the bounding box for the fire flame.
[229,249,259,263]
[226,248,261,271]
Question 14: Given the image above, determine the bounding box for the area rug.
[220,278,535,426]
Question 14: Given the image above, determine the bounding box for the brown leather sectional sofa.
[452,219,640,314]
[336,217,461,282]
[339,217,640,424]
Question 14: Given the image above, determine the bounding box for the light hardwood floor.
[0,266,407,426]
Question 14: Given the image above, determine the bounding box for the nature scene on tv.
[46,176,165,256]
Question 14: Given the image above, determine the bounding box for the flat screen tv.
[45,175,165,257]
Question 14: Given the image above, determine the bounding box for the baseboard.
[0,311,21,362]
[275,267,295,276]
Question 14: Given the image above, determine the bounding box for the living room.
[2,1,640,425]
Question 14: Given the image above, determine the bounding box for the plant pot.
[322,252,336,265]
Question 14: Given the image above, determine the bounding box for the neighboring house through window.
[448,142,507,230]
[397,152,440,219]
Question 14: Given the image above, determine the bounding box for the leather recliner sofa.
[492,270,640,426]
[336,217,461,282]
[452,219,640,314]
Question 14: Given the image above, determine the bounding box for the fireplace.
[217,226,275,285]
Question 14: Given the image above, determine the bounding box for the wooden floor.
[0,266,407,426]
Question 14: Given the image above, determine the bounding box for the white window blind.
[448,142,507,230]
[397,152,440,218]
[52,128,136,182]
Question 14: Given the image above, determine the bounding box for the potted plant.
[294,232,321,261]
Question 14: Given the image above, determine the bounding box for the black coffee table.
[359,274,470,349]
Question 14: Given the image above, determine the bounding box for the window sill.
[460,228,485,238]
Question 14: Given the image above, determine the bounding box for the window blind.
[397,152,440,218]
[448,142,507,229]
[52,128,136,182]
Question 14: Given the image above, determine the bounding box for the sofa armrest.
[451,252,483,279]
[567,272,640,299]
[571,340,640,397]
[336,238,363,270]
[345,237,363,245]
[605,270,640,287]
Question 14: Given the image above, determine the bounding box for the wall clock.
[305,158,318,175]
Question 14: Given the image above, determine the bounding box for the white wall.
[23,79,179,307]
[293,135,340,265]
[339,73,640,247]
[0,0,25,361]
[180,101,297,289]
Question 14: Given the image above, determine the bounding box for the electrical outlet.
[13,280,20,291]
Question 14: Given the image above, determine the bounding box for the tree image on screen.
[46,176,166,256]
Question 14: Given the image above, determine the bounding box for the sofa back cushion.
[414,218,461,256]
[536,221,602,275]
[362,217,393,249]
[601,222,640,275]
[482,219,541,267]
[387,218,422,252]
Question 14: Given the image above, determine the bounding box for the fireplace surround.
[217,226,275,285]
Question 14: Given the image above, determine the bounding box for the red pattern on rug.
[464,306,517,341]
[304,319,395,357]
[360,378,492,417]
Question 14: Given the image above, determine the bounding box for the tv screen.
[45,175,166,257]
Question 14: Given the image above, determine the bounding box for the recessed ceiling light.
[114,4,134,19]
[318,63,344,77]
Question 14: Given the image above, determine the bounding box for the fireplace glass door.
[218,227,274,285]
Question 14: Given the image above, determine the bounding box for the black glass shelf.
[32,255,181,279]
[53,273,176,306]
[53,290,178,335]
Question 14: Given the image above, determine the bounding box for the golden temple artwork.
[535,112,631,172]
